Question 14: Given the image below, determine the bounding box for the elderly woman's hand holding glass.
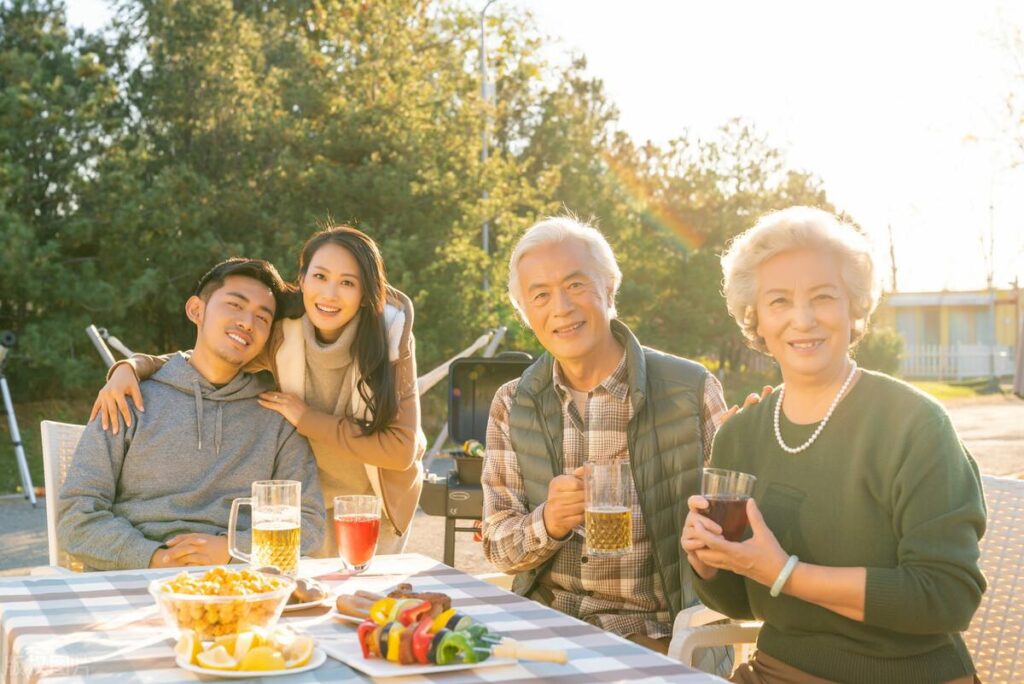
[684,207,985,684]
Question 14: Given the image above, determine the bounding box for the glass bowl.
[148,567,295,640]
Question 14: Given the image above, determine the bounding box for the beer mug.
[583,461,633,557]
[228,480,302,576]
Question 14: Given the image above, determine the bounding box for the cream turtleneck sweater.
[301,313,373,498]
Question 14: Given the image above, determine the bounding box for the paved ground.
[2,396,1021,577]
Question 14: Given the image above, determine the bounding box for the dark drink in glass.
[700,468,757,542]
[700,495,750,541]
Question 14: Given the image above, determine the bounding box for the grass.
[0,398,94,495]
[909,382,983,402]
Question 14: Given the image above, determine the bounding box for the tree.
[0,0,127,395]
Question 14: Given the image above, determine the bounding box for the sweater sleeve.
[270,425,326,555]
[693,569,755,620]
[294,336,423,472]
[863,412,986,634]
[56,417,163,570]
[107,352,172,382]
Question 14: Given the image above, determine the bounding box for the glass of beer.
[583,460,632,557]
[700,468,757,541]
[333,495,381,573]
[228,480,302,576]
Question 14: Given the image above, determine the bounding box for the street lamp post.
[480,0,497,293]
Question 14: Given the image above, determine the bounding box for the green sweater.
[694,370,986,684]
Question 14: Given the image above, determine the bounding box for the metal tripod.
[0,334,36,506]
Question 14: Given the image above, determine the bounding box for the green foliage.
[853,326,904,376]
[1,0,842,414]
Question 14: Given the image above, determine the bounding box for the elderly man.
[482,216,732,671]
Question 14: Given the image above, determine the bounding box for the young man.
[481,217,730,673]
[58,259,325,571]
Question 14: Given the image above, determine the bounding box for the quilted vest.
[507,319,707,618]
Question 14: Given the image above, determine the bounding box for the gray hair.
[720,206,881,353]
[507,216,622,325]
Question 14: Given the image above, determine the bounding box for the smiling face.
[755,248,854,383]
[301,242,364,343]
[517,238,616,366]
[188,274,276,371]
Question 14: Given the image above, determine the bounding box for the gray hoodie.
[58,353,325,571]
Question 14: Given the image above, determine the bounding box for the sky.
[66,0,1024,293]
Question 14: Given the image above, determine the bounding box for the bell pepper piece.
[386,623,406,663]
[398,599,433,626]
[465,623,501,646]
[431,608,457,633]
[436,630,475,665]
[370,598,396,625]
[388,598,423,623]
[412,616,434,664]
[357,620,377,659]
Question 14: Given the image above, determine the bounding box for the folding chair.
[40,420,86,572]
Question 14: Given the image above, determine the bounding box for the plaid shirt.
[482,352,727,640]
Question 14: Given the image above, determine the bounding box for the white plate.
[320,634,515,678]
[328,608,366,625]
[176,647,326,678]
[283,597,331,612]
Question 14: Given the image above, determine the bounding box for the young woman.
[92,226,425,557]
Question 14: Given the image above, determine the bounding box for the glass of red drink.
[333,495,381,573]
[699,468,757,542]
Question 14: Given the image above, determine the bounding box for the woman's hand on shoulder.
[720,385,773,425]
[693,498,788,587]
[258,391,309,427]
[89,364,144,434]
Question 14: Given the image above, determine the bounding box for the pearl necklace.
[774,361,858,454]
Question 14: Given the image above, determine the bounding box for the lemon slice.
[284,635,314,669]
[266,625,297,650]
[196,645,239,671]
[213,633,237,653]
[174,629,201,665]
[232,631,261,660]
[238,645,286,672]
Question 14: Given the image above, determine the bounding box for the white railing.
[900,344,1015,380]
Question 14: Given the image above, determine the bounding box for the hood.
[150,352,275,453]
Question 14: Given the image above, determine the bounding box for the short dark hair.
[193,258,286,315]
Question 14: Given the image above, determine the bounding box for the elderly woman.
[682,207,985,684]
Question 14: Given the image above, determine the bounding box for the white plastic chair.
[668,474,1024,681]
[964,475,1024,682]
[40,420,86,572]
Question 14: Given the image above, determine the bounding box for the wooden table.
[0,554,723,682]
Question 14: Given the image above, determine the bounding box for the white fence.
[901,344,1016,380]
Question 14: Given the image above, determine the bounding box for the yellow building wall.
[995,300,1019,347]
[859,290,1020,348]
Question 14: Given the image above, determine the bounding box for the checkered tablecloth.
[0,554,723,683]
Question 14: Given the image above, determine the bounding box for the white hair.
[507,216,622,325]
[720,206,881,353]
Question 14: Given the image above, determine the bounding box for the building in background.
[875,287,1022,381]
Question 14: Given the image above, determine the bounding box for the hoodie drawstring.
[192,379,204,451]
[215,403,223,455]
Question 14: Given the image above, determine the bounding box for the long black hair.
[282,226,399,435]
